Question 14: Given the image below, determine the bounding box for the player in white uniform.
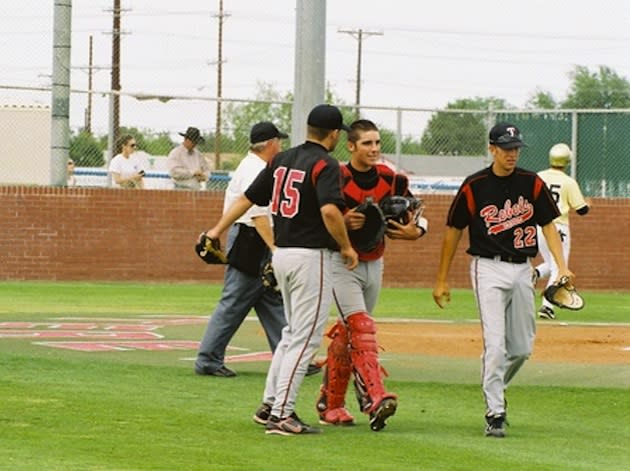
[535,144,590,320]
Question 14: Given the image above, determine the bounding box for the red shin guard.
[347,312,397,414]
[316,321,353,417]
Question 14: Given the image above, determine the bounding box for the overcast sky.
[3,0,630,134]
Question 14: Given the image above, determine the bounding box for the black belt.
[478,254,528,264]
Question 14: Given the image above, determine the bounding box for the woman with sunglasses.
[109,134,145,189]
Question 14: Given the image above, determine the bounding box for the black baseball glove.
[349,197,387,252]
[543,276,584,310]
[380,195,424,226]
[195,232,228,264]
[261,259,280,292]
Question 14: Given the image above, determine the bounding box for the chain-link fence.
[498,111,630,198]
[5,2,630,195]
[2,85,629,196]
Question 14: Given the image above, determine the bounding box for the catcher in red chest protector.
[316,119,428,431]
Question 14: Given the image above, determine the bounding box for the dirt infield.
[376,322,630,365]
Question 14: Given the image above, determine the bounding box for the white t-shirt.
[109,153,145,188]
[223,151,270,225]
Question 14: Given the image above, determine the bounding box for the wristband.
[417,217,428,233]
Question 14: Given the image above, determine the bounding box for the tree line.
[71,65,630,168]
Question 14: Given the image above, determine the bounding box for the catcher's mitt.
[380,195,424,226]
[543,276,584,310]
[195,232,228,264]
[261,260,280,292]
[349,197,386,252]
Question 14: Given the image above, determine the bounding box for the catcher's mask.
[380,195,423,226]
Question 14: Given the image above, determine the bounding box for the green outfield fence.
[499,110,630,198]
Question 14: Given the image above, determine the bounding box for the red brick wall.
[1,186,627,289]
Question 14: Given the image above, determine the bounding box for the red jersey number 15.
[271,167,305,218]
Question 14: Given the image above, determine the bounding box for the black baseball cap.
[489,123,527,149]
[179,126,205,144]
[307,104,350,131]
[250,121,288,144]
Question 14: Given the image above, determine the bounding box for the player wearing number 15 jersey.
[246,104,359,435]
[205,104,358,436]
[535,143,590,320]
[433,123,574,438]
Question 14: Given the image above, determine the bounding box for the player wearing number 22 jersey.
[434,122,573,438]
[448,166,559,260]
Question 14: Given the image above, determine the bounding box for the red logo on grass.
[0,317,268,359]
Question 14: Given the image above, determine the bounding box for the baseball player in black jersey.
[432,123,574,438]
[205,104,358,436]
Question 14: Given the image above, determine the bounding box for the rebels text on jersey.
[245,141,346,249]
[446,166,560,259]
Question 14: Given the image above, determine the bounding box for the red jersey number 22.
[513,226,537,249]
[271,167,305,218]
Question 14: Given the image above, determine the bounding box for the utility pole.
[338,28,383,119]
[104,0,128,185]
[86,35,94,133]
[213,0,229,170]
[73,38,110,134]
[110,0,121,148]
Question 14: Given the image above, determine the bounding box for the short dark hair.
[306,125,332,141]
[347,119,378,143]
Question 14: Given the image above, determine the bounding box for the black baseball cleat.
[265,413,321,436]
[195,365,237,377]
[485,413,507,438]
[537,306,556,320]
[369,398,397,432]
[253,403,272,425]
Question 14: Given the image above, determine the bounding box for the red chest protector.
[340,164,398,261]
[340,164,397,207]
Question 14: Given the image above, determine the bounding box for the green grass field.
[1,282,628,470]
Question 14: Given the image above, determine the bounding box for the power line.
[386,26,630,42]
